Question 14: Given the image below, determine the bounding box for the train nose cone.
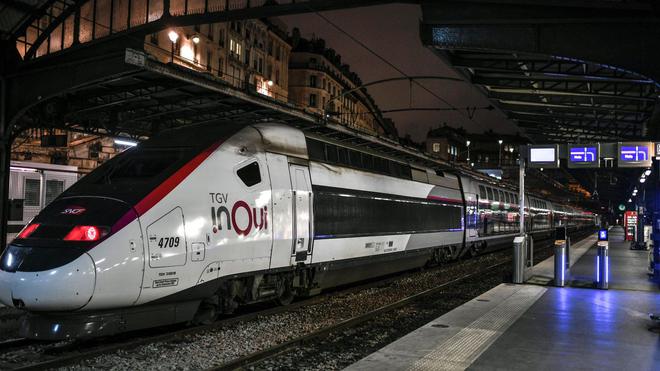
[0,252,96,311]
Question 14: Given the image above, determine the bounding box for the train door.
[289,164,313,265]
[465,192,478,239]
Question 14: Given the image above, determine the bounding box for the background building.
[288,35,387,136]
[11,129,124,173]
[144,19,291,102]
[425,125,527,168]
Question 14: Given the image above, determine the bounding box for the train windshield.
[91,148,187,185]
[61,145,197,204]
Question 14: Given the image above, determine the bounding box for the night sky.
[281,3,519,142]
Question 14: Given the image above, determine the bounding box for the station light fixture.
[640,177,647,183]
[466,140,471,147]
[114,138,138,147]
[498,139,503,145]
[644,169,652,176]
[168,30,179,43]
[191,35,200,44]
[628,198,632,203]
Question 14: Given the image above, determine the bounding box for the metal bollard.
[565,237,571,269]
[513,236,526,284]
[554,240,566,287]
[596,241,609,289]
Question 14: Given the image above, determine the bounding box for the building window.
[258,58,263,73]
[433,143,440,153]
[230,39,241,58]
[45,179,64,205]
[206,51,212,71]
[310,75,317,88]
[150,33,158,45]
[194,24,201,33]
[219,29,225,47]
[275,45,281,61]
[24,178,40,207]
[309,94,317,107]
[275,70,280,85]
[217,57,224,76]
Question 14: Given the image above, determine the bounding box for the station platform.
[347,229,660,371]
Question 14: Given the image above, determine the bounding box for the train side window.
[237,161,261,187]
[499,190,505,203]
[45,180,64,205]
[479,185,487,199]
[349,150,362,168]
[486,187,493,200]
[24,178,40,207]
[360,154,372,170]
[326,144,338,163]
[306,138,325,161]
[337,147,348,165]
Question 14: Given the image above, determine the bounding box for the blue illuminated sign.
[570,147,597,163]
[598,229,608,241]
[620,146,649,162]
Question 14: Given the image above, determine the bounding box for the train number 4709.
[158,237,180,248]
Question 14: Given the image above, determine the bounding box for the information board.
[528,145,559,168]
[567,144,600,168]
[618,142,652,167]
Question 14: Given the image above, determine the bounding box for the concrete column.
[0,75,9,252]
[653,161,660,281]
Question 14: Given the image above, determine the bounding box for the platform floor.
[347,231,660,371]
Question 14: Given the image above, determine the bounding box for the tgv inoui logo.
[620,146,648,161]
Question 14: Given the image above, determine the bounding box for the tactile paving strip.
[409,285,546,371]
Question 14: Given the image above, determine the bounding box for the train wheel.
[276,279,294,306]
[193,302,218,325]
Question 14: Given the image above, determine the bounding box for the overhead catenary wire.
[308,9,477,124]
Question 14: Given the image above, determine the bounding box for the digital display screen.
[620,145,649,162]
[530,148,556,162]
[598,229,608,241]
[570,147,597,163]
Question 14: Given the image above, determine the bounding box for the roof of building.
[0,0,47,39]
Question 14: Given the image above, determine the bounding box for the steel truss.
[445,50,658,142]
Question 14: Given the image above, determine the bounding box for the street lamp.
[498,139,503,167]
[168,30,179,63]
[267,80,274,86]
[466,140,471,162]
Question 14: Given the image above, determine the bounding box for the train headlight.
[0,245,25,272]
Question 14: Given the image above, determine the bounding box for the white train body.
[0,123,595,339]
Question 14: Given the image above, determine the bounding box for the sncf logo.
[61,207,86,215]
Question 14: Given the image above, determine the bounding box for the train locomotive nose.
[0,246,96,311]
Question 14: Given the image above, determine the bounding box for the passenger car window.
[499,190,505,203]
[486,187,493,200]
[237,161,261,187]
[479,185,487,199]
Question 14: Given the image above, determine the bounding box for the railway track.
[211,231,592,371]
[0,231,592,371]
[211,260,510,371]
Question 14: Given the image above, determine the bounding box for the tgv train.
[0,123,596,339]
